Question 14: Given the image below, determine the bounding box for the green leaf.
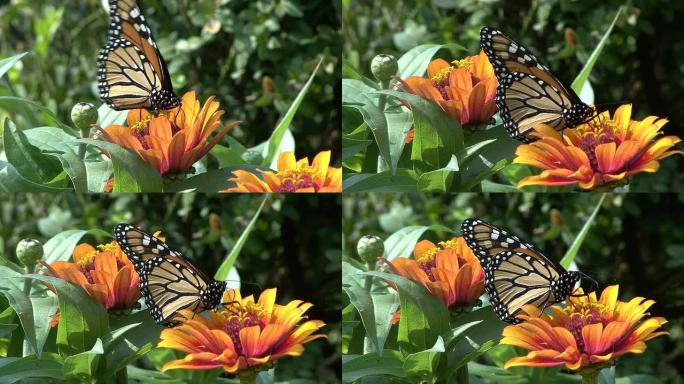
[75,139,163,192]
[43,228,112,264]
[341,351,406,383]
[262,58,322,166]
[571,7,623,93]
[342,170,417,192]
[416,155,459,191]
[214,196,268,280]
[0,96,68,129]
[365,272,450,354]
[24,127,87,192]
[164,165,271,193]
[403,337,444,382]
[62,339,103,381]
[0,267,40,357]
[0,161,69,192]
[342,80,409,174]
[560,194,606,269]
[127,366,185,384]
[396,44,465,79]
[211,141,247,168]
[101,342,153,379]
[0,355,63,382]
[382,90,463,174]
[85,160,113,192]
[0,52,28,79]
[0,323,17,337]
[25,275,109,356]
[3,119,63,183]
[341,261,399,356]
[384,225,454,262]
[96,104,127,128]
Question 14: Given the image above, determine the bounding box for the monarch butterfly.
[480,27,595,142]
[461,218,581,323]
[114,224,226,327]
[98,0,180,111]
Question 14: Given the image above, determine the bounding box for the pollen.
[452,57,472,71]
[75,250,98,267]
[276,166,321,192]
[130,116,152,133]
[430,65,454,82]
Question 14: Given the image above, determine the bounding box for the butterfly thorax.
[552,271,580,302]
[151,89,181,111]
[562,103,594,128]
[201,280,227,309]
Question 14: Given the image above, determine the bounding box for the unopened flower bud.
[16,239,43,267]
[371,54,398,82]
[71,102,98,132]
[357,235,384,263]
[241,150,264,165]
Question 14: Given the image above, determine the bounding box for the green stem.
[78,126,90,160]
[581,368,600,384]
[377,79,390,111]
[455,363,468,384]
[22,265,34,357]
[238,370,257,384]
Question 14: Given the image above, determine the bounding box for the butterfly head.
[202,280,227,309]
[563,103,594,128]
[151,89,181,111]
[553,271,581,300]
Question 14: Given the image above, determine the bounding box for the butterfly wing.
[115,224,225,326]
[98,0,179,110]
[480,27,591,142]
[461,218,545,266]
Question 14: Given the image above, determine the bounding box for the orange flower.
[501,285,668,372]
[401,50,498,141]
[384,237,484,317]
[158,288,326,374]
[41,241,140,313]
[222,151,341,192]
[514,104,682,190]
[101,91,239,177]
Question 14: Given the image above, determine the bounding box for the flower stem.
[581,368,600,384]
[78,127,90,160]
[22,265,33,357]
[377,79,390,112]
[238,370,257,384]
[455,364,469,384]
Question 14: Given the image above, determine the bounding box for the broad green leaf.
[365,272,449,354]
[25,275,109,356]
[448,307,504,358]
[341,351,405,383]
[441,339,498,380]
[397,44,465,79]
[342,136,373,161]
[0,52,28,79]
[24,127,87,192]
[341,59,379,89]
[85,160,113,192]
[75,139,163,192]
[0,96,68,129]
[403,337,445,382]
[126,366,185,384]
[382,90,463,173]
[262,58,322,166]
[343,79,408,174]
[0,355,63,383]
[96,104,127,128]
[384,225,454,262]
[3,119,62,183]
[101,342,153,379]
[0,324,17,337]
[164,165,271,192]
[571,7,623,93]
[62,339,103,381]
[416,155,459,192]
[214,196,268,280]
[481,180,520,192]
[211,140,247,168]
[560,194,606,268]
[0,267,39,357]
[0,161,69,192]
[342,170,417,192]
[43,228,112,264]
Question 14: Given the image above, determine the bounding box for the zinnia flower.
[383,237,484,321]
[158,288,326,377]
[400,50,498,141]
[101,91,239,177]
[222,151,341,192]
[40,241,141,313]
[501,285,667,375]
[513,104,682,190]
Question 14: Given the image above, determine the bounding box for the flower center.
[276,167,320,192]
[219,301,266,356]
[452,57,472,71]
[76,250,98,268]
[438,239,457,250]
[130,116,152,133]
[415,247,438,265]
[563,301,607,353]
[576,119,623,171]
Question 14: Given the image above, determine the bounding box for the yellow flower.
[400,50,498,141]
[501,285,667,371]
[222,151,341,192]
[513,104,682,190]
[101,91,239,177]
[158,288,326,374]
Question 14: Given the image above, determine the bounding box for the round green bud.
[357,235,384,263]
[241,150,264,165]
[370,54,398,82]
[16,239,43,267]
[71,102,98,132]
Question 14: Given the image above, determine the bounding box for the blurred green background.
[0,0,340,161]
[342,0,684,190]
[0,194,341,383]
[342,193,684,382]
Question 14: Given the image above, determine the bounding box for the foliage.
[0,0,339,192]
[342,0,684,192]
[342,193,683,383]
[0,194,341,383]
